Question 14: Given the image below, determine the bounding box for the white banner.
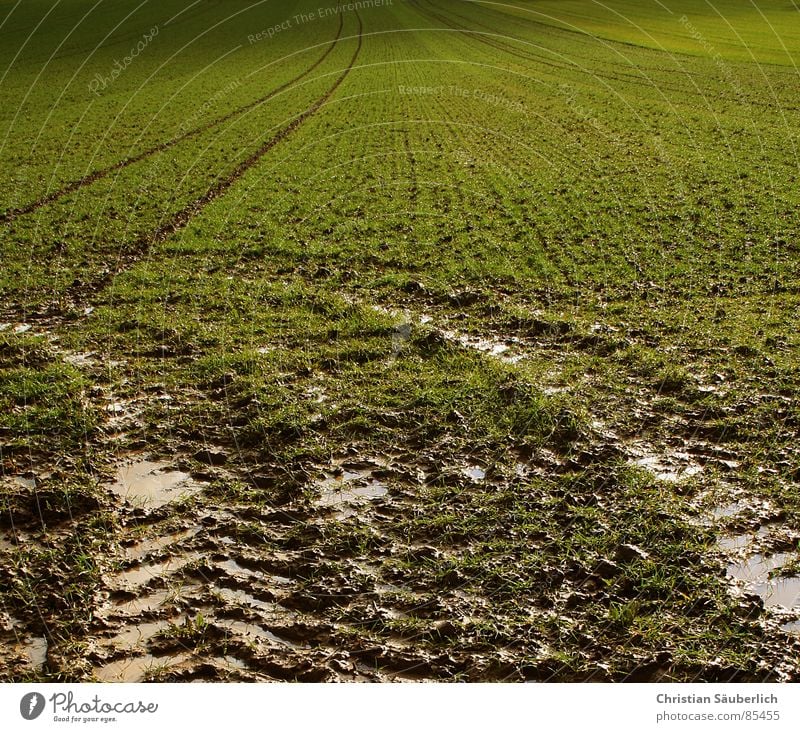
[0,683,797,732]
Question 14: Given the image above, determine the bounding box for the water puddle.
[718,534,754,552]
[217,558,261,579]
[627,443,703,482]
[106,579,201,615]
[94,653,190,682]
[741,572,800,609]
[634,455,702,482]
[368,304,404,319]
[214,618,295,647]
[102,620,174,652]
[64,352,95,368]
[110,460,202,509]
[727,553,800,609]
[112,553,201,589]
[717,524,772,554]
[368,305,527,364]
[715,520,800,612]
[464,465,486,481]
[214,587,280,614]
[316,468,388,516]
[124,528,199,562]
[108,589,171,615]
[375,582,403,594]
[442,330,524,364]
[216,655,248,671]
[7,475,36,490]
[305,386,328,403]
[712,502,746,519]
[215,559,293,589]
[728,552,790,584]
[23,636,47,669]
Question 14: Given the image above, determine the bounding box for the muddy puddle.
[627,442,703,482]
[113,553,202,589]
[315,464,388,518]
[216,558,261,579]
[6,475,36,490]
[106,589,180,616]
[123,528,200,561]
[441,330,524,363]
[727,553,800,608]
[110,459,203,509]
[217,655,249,671]
[23,636,47,669]
[710,500,800,626]
[718,522,800,611]
[102,620,174,652]
[95,653,190,682]
[63,351,96,368]
[464,465,486,481]
[368,304,528,365]
[214,587,281,614]
[214,618,296,648]
[711,501,746,519]
[214,559,294,590]
[716,524,773,553]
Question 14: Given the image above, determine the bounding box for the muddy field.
[2,0,800,681]
[2,293,799,682]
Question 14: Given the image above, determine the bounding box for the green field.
[1,0,799,682]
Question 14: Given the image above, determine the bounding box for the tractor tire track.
[141,12,362,252]
[411,0,605,78]
[0,13,345,225]
[411,0,735,101]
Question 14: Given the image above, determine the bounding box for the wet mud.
[2,303,799,682]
